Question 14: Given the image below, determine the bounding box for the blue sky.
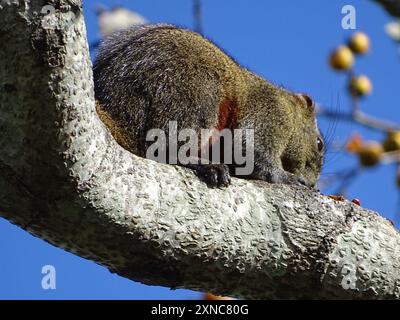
[0,0,399,299]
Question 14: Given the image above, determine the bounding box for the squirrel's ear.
[297,93,315,112]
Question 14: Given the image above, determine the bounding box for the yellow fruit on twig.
[358,142,383,167]
[383,131,400,152]
[348,32,370,54]
[346,133,364,154]
[329,45,354,70]
[349,75,373,97]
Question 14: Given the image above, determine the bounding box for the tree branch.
[1,0,400,299]
[374,0,400,17]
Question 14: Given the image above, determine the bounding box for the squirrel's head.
[281,93,325,188]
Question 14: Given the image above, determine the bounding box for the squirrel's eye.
[317,137,324,152]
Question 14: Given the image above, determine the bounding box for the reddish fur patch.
[201,98,239,161]
[216,98,239,131]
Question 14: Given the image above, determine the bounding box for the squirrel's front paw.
[293,175,311,187]
[257,167,311,188]
[192,164,231,188]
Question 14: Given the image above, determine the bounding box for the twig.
[382,150,400,163]
[316,104,400,132]
[193,0,203,34]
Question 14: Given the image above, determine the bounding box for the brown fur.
[93,24,324,187]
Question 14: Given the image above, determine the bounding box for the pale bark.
[1,0,400,299]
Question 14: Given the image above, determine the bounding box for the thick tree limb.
[1,0,400,299]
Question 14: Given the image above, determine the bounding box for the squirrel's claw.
[192,164,231,188]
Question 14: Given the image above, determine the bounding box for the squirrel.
[93,24,324,188]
